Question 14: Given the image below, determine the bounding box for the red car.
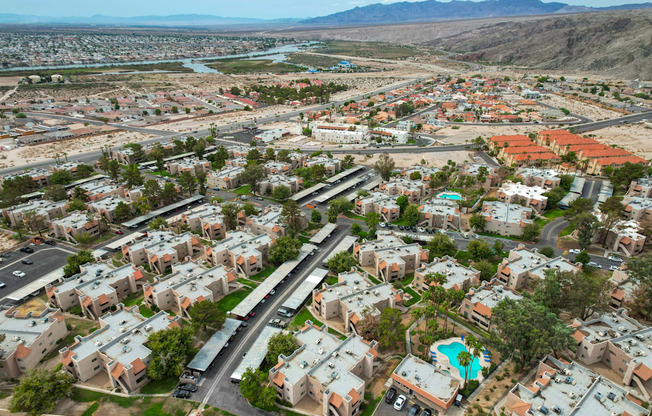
[115,230,124,235]
[248,312,256,318]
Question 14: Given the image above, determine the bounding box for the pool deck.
[430,337,491,384]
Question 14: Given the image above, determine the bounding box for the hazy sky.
[6,0,645,19]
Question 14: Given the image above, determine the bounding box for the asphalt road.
[572,110,652,133]
[193,226,351,415]
[0,244,76,303]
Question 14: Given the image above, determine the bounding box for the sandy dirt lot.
[0,232,19,252]
[589,123,652,159]
[354,150,473,168]
[0,130,155,169]
[543,93,624,120]
[433,125,538,145]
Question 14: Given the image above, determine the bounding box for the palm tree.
[464,335,483,385]
[457,351,473,387]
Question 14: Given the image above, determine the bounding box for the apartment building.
[623,196,652,222]
[496,245,581,290]
[50,162,90,179]
[536,130,598,153]
[304,156,341,176]
[86,195,131,223]
[514,167,561,189]
[122,230,202,274]
[506,151,561,167]
[402,165,441,183]
[46,262,146,320]
[505,355,649,416]
[391,354,461,413]
[595,217,646,257]
[354,192,400,222]
[2,199,67,227]
[353,231,428,281]
[205,230,272,277]
[207,166,244,190]
[312,269,403,334]
[379,178,427,203]
[269,322,378,416]
[246,206,304,238]
[480,201,534,237]
[226,157,247,168]
[489,134,533,152]
[309,122,370,144]
[497,181,548,213]
[73,179,125,201]
[628,178,652,198]
[166,157,210,176]
[264,161,292,175]
[609,269,638,310]
[459,279,522,331]
[258,175,302,195]
[414,256,480,292]
[143,261,237,318]
[588,155,649,176]
[254,128,290,143]
[226,145,250,159]
[418,199,461,229]
[1,168,51,190]
[369,127,409,144]
[49,210,100,243]
[458,163,501,189]
[0,306,67,378]
[285,151,309,169]
[172,203,245,240]
[59,305,182,393]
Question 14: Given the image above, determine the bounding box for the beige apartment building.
[207,166,244,190]
[480,201,534,237]
[204,230,272,277]
[418,199,461,229]
[458,279,522,331]
[496,245,581,290]
[122,230,202,274]
[497,181,548,213]
[86,196,131,223]
[2,199,67,227]
[353,231,428,282]
[269,322,378,416]
[379,178,426,203]
[258,175,302,195]
[414,255,480,292]
[514,167,561,189]
[0,306,67,378]
[60,305,182,393]
[354,192,400,222]
[166,157,210,176]
[49,210,101,243]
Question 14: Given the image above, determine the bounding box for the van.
[277,308,293,318]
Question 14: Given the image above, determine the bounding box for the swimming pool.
[437,342,483,380]
[437,191,463,201]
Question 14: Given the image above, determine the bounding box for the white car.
[608,256,623,263]
[569,249,581,254]
[379,222,386,228]
[417,227,426,233]
[0,282,5,288]
[394,395,407,411]
[12,271,25,278]
[609,265,619,271]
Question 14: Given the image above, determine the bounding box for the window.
[93,365,101,371]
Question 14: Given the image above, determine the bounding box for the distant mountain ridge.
[302,0,652,25]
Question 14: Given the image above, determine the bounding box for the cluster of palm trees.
[410,272,465,358]
[456,334,484,387]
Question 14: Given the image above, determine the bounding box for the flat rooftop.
[416,256,479,291]
[392,354,460,405]
[282,268,328,311]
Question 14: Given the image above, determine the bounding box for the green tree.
[22,210,46,236]
[240,368,276,410]
[193,142,206,159]
[365,211,381,238]
[114,201,131,221]
[490,298,575,371]
[467,240,493,261]
[9,368,74,416]
[66,198,87,212]
[43,184,68,201]
[161,182,178,205]
[149,142,167,173]
[469,213,486,232]
[124,143,145,161]
[178,171,197,195]
[598,196,624,246]
[575,212,598,250]
[396,195,409,213]
[281,200,303,233]
[351,222,362,235]
[522,223,540,242]
[51,170,73,185]
[149,216,168,230]
[326,251,357,274]
[268,236,302,264]
[240,163,265,195]
[147,327,193,380]
[342,154,355,168]
[311,209,322,223]
[425,233,457,261]
[63,250,94,277]
[575,250,591,265]
[242,202,258,217]
[74,231,93,246]
[188,300,226,334]
[72,186,89,202]
[403,204,420,226]
[493,239,505,256]
[122,164,143,188]
[107,159,121,181]
[266,332,298,364]
[539,246,555,258]
[473,260,495,281]
[264,147,276,161]
[373,153,395,181]
[375,308,405,350]
[143,179,162,208]
[627,257,652,319]
[272,185,292,201]
[221,202,241,231]
[247,148,262,162]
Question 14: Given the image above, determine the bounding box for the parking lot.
[375,390,464,416]
[0,244,76,303]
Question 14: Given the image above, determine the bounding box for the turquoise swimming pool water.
[437,342,483,380]
[437,192,463,201]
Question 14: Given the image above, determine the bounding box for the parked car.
[379,222,386,228]
[178,383,198,392]
[410,226,417,232]
[385,388,397,404]
[569,249,581,254]
[609,265,619,271]
[269,319,288,328]
[241,321,248,328]
[21,259,33,265]
[422,409,433,416]
[394,395,407,411]
[172,389,191,399]
[19,247,34,253]
[408,404,421,416]
[417,227,426,233]
[398,225,405,230]
[277,308,293,318]
[12,271,25,278]
[608,256,623,262]
[0,282,5,288]
[587,261,602,269]
[115,230,124,235]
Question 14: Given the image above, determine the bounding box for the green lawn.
[402,286,421,307]
[122,294,144,307]
[391,219,411,227]
[81,402,99,416]
[455,250,471,266]
[139,305,155,318]
[70,388,138,408]
[237,278,258,289]
[291,307,324,329]
[249,265,275,281]
[324,275,339,285]
[139,376,178,394]
[344,211,366,221]
[217,288,252,314]
[402,273,415,286]
[233,185,251,195]
[543,209,565,219]
[360,392,384,416]
[560,224,574,237]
